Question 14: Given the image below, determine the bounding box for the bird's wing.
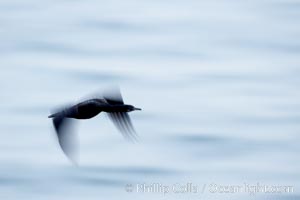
[76,87,124,105]
[103,87,124,105]
[107,112,138,141]
[52,114,79,164]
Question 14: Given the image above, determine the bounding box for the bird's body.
[49,99,140,119]
[48,89,141,164]
[49,99,105,119]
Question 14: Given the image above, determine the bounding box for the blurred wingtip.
[66,153,80,166]
[51,117,80,165]
[107,112,139,142]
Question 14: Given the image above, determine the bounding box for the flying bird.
[48,88,141,163]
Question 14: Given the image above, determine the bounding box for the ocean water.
[0,0,300,199]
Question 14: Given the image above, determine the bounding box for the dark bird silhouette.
[48,88,141,163]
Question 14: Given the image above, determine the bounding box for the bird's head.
[125,105,142,112]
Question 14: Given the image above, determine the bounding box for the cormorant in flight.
[48,88,141,163]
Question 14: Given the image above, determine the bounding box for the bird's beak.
[134,107,142,111]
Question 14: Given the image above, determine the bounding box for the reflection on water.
[0,0,299,199]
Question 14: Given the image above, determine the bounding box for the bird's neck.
[102,105,126,112]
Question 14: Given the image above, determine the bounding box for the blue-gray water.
[1,0,299,199]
